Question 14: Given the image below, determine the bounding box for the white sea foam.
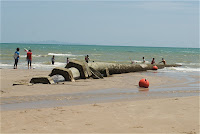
[32,62,66,69]
[160,67,200,72]
[175,63,200,69]
[0,62,66,70]
[132,60,150,64]
[20,55,27,58]
[20,55,48,58]
[0,63,13,67]
[176,63,183,65]
[34,55,48,57]
[132,60,142,63]
[176,62,200,66]
[48,53,83,57]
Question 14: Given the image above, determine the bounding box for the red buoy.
[152,65,158,70]
[139,79,149,88]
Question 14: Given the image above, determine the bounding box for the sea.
[0,43,199,72]
[0,43,200,110]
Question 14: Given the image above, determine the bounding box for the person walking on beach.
[142,57,146,63]
[85,55,89,63]
[51,55,55,65]
[159,58,166,65]
[13,48,20,69]
[26,50,32,69]
[151,58,155,64]
[66,57,69,64]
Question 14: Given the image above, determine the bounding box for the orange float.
[139,79,149,88]
[152,65,158,70]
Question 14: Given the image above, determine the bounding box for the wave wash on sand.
[0,59,199,133]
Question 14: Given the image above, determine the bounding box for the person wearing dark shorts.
[27,50,32,69]
[13,48,20,69]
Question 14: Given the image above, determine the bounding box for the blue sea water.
[0,43,199,72]
[0,43,199,111]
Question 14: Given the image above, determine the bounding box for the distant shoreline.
[1,42,199,49]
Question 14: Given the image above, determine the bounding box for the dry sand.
[0,69,199,133]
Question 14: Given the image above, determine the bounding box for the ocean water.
[0,43,199,72]
[1,43,199,110]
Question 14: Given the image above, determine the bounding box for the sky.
[1,1,199,48]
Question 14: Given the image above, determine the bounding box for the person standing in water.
[13,48,20,69]
[66,57,69,64]
[151,58,155,64]
[85,55,89,63]
[26,50,32,69]
[159,58,166,65]
[51,55,55,65]
[142,57,145,63]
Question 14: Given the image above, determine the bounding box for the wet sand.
[0,69,199,133]
[0,69,188,97]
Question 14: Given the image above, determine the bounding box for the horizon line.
[0,42,199,49]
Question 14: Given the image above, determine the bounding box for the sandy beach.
[0,69,199,133]
[1,0,199,133]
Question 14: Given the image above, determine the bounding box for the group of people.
[14,47,166,69]
[13,48,32,69]
[151,57,166,65]
[14,48,71,69]
[51,56,69,65]
[52,54,91,65]
[131,57,166,65]
[51,55,166,66]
